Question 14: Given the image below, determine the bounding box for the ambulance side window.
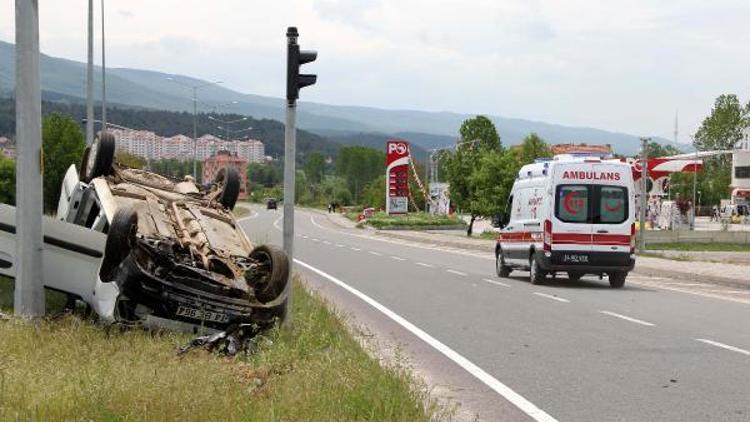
[556,185,589,223]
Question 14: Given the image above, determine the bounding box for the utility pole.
[639,137,649,253]
[192,86,198,180]
[283,26,317,326]
[100,0,107,132]
[85,0,94,146]
[14,0,45,317]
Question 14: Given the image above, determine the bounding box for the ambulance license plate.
[176,306,230,323]
[562,254,589,264]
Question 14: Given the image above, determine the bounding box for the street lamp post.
[166,77,222,179]
[208,115,248,140]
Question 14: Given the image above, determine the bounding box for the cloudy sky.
[2,0,749,141]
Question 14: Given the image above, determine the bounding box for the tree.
[335,146,384,203]
[646,141,682,158]
[115,150,146,169]
[468,151,521,229]
[0,155,15,205]
[361,175,386,210]
[694,94,749,151]
[446,116,504,235]
[516,133,551,165]
[303,151,326,184]
[319,176,352,206]
[459,115,501,151]
[42,114,85,212]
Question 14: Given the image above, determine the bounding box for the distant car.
[266,198,278,210]
[55,133,289,332]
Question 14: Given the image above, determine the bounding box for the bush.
[364,212,465,230]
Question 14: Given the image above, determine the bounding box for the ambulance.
[495,156,635,287]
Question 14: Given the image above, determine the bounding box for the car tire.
[100,207,138,281]
[567,271,584,282]
[609,272,626,288]
[496,249,511,278]
[214,167,240,210]
[83,132,116,182]
[79,146,91,181]
[248,244,289,304]
[529,253,546,285]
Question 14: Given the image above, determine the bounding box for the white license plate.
[562,254,589,264]
[176,306,230,323]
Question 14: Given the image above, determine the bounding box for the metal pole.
[14,0,45,317]
[192,87,198,180]
[85,0,94,145]
[639,137,648,252]
[100,0,106,132]
[282,100,296,327]
[692,146,697,230]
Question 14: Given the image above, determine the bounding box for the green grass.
[364,212,466,230]
[646,242,750,252]
[231,205,251,218]
[0,276,438,421]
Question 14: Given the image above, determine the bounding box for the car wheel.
[496,249,511,278]
[248,244,289,303]
[100,207,138,281]
[609,272,626,288]
[567,271,584,282]
[83,132,116,182]
[529,253,546,285]
[214,167,240,210]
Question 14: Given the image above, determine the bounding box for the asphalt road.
[240,205,750,422]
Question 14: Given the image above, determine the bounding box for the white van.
[495,156,635,287]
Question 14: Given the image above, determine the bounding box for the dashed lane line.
[483,278,511,288]
[416,262,434,268]
[696,339,750,357]
[447,269,467,277]
[599,310,654,327]
[533,292,570,303]
[350,247,361,251]
[368,251,383,256]
[294,258,558,422]
[391,256,407,261]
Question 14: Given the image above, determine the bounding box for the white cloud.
[1,0,749,140]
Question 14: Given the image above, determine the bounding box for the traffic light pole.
[14,0,45,317]
[282,97,296,328]
[282,27,317,327]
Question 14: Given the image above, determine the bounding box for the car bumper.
[537,250,635,273]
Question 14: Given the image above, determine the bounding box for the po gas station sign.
[386,139,410,214]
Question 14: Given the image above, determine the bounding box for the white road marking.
[311,238,320,242]
[416,262,434,268]
[336,243,345,248]
[294,259,558,422]
[236,209,259,221]
[322,240,332,245]
[273,215,283,230]
[302,235,308,239]
[390,256,406,261]
[533,292,570,303]
[368,251,382,256]
[310,215,327,230]
[599,311,654,326]
[483,278,511,288]
[696,339,750,357]
[350,247,361,251]
[447,269,467,277]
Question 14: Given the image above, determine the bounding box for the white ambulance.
[495,156,635,287]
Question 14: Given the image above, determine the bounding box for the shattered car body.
[52,134,289,333]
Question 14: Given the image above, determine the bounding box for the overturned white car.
[3,133,288,335]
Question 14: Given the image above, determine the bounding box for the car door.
[591,164,631,254]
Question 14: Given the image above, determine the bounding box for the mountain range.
[0,40,680,156]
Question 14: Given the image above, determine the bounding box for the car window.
[556,185,589,223]
[598,186,627,224]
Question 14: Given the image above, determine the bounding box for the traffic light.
[286,27,317,103]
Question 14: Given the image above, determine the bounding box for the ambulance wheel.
[496,250,511,278]
[529,254,546,285]
[609,272,626,288]
[567,271,584,282]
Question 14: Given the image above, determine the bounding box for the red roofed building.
[202,150,249,199]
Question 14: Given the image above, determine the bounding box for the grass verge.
[0,276,437,421]
[646,242,750,252]
[363,212,466,230]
